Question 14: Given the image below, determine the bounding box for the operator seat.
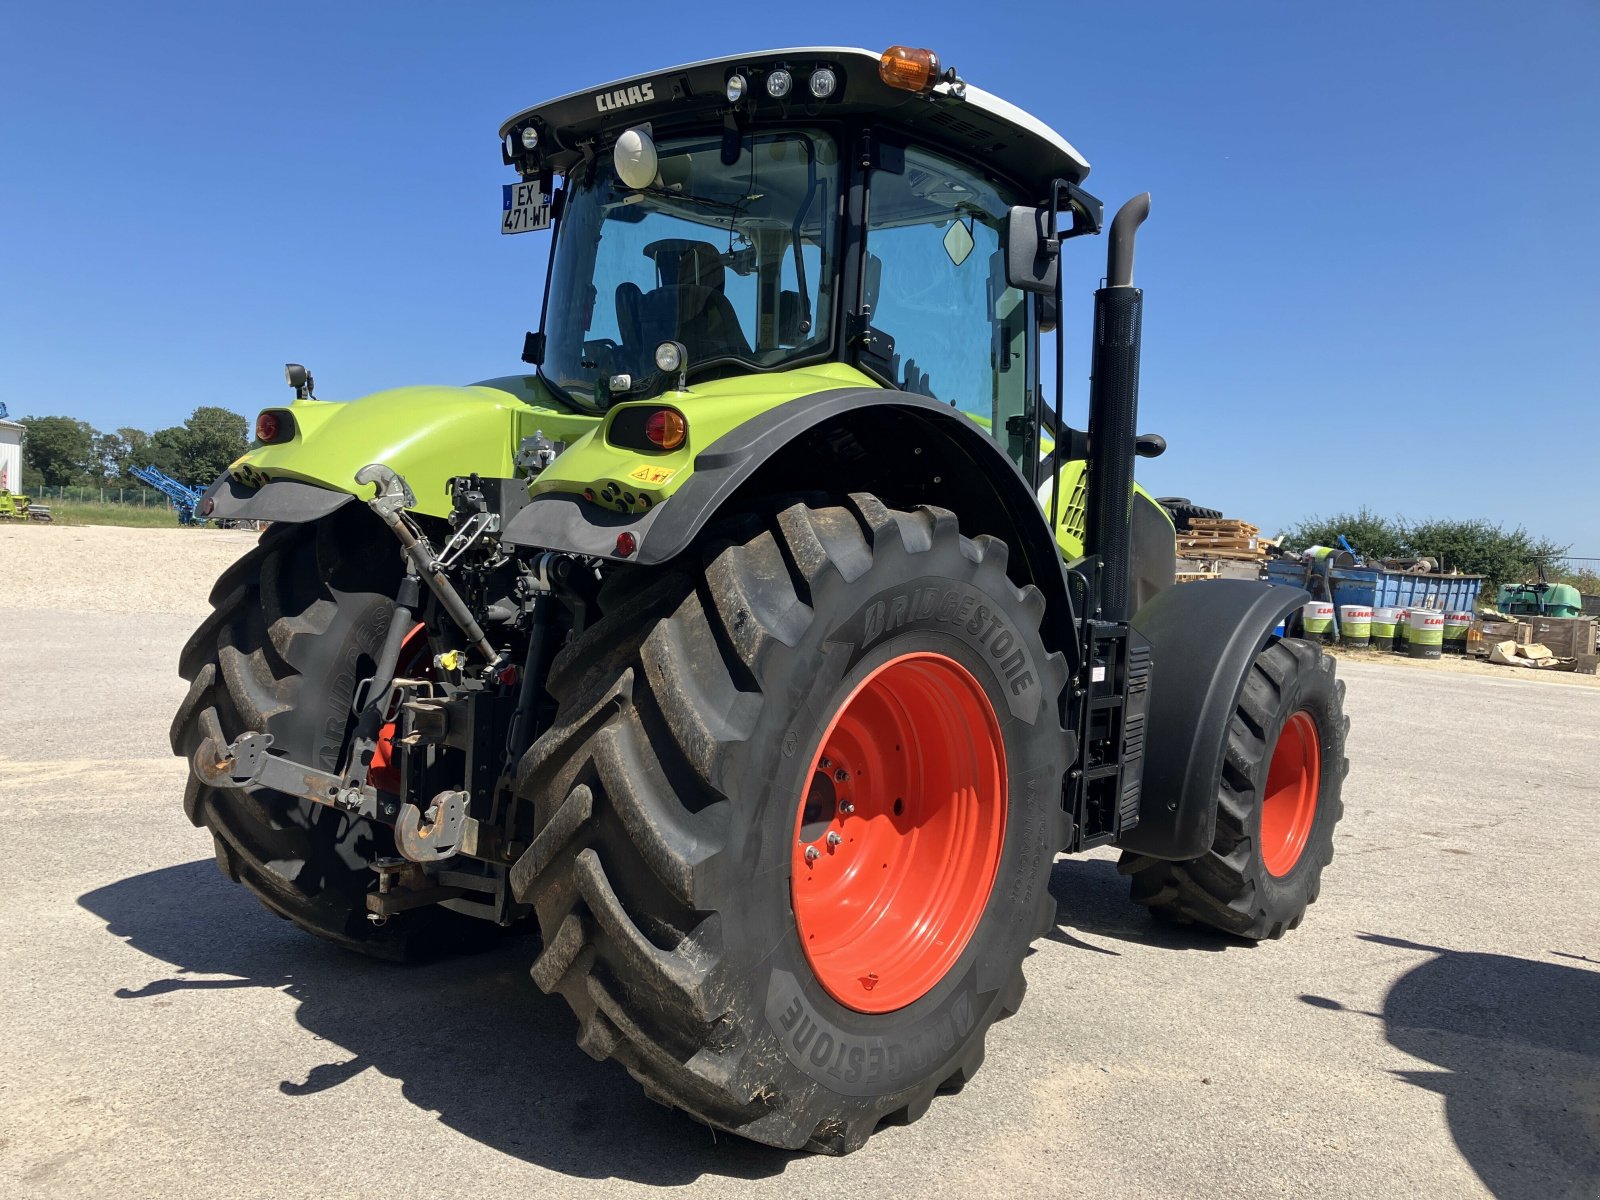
[627,239,753,365]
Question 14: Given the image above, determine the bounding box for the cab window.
[865,146,1031,463]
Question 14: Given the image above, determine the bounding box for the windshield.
[542,129,840,409]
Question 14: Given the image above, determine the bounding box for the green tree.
[95,427,152,484]
[173,406,249,486]
[18,416,97,486]
[142,427,189,478]
[1280,507,1406,558]
[1405,519,1568,589]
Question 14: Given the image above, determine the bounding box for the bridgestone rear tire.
[1117,637,1347,940]
[511,496,1069,1153]
[170,509,486,960]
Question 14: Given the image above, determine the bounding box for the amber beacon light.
[878,45,940,93]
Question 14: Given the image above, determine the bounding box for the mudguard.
[207,381,596,521]
[502,387,1075,623]
[1117,579,1309,861]
[199,476,356,523]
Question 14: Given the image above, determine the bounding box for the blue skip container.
[1264,560,1483,616]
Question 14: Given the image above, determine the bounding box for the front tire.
[511,496,1069,1152]
[1118,637,1348,939]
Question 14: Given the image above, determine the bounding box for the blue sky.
[3,1,1596,548]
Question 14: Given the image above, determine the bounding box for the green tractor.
[176,45,1348,1153]
[0,490,52,522]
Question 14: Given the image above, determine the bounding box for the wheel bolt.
[839,801,855,815]
[805,846,820,863]
[819,756,831,769]
[834,768,849,782]
[826,832,842,849]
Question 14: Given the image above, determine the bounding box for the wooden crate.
[1466,619,1531,657]
[1526,616,1599,659]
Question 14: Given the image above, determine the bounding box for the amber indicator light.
[879,45,940,93]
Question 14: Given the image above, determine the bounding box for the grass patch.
[35,501,216,529]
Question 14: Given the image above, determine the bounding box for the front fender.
[222,380,596,519]
[1117,579,1309,861]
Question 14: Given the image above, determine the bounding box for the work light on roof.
[766,68,792,98]
[726,73,747,102]
[519,126,539,150]
[808,67,837,99]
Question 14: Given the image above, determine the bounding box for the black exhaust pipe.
[1084,193,1151,621]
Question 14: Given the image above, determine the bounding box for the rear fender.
[501,387,1077,653]
[200,476,356,523]
[212,381,595,521]
[1117,579,1309,861]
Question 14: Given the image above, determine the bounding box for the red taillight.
[615,531,637,558]
[644,408,686,450]
[255,411,279,442]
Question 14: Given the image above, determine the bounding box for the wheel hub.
[1260,709,1321,877]
[790,652,1006,1013]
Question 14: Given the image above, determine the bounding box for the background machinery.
[130,464,207,525]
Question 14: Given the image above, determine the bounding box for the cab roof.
[499,46,1090,197]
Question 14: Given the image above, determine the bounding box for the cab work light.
[879,45,939,93]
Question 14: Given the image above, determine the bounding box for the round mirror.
[613,127,658,190]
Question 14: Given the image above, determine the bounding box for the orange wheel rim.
[1260,710,1320,877]
[790,652,1007,1013]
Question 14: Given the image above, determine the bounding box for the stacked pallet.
[1177,518,1265,563]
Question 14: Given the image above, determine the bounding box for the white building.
[0,418,22,494]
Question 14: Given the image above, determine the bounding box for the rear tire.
[1154,497,1223,532]
[1118,637,1347,939]
[170,509,487,960]
[511,496,1069,1152]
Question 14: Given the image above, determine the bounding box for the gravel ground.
[1,526,1596,1199]
[0,524,260,614]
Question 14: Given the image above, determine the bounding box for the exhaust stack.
[1084,193,1151,621]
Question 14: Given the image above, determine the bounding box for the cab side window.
[866,146,1029,461]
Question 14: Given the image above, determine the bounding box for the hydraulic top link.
[354,463,498,662]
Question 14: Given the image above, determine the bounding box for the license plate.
[502,183,552,235]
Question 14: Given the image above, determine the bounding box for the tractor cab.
[500,46,1101,475]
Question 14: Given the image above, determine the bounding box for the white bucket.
[1339,605,1372,645]
[1442,610,1473,654]
[1407,609,1444,659]
[1302,601,1335,642]
[1371,606,1402,649]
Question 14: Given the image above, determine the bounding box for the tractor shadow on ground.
[1301,934,1600,1200]
[78,860,794,1185]
[1046,856,1239,954]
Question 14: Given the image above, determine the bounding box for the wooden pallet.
[1180,539,1258,551]
[1177,547,1266,562]
[1187,518,1260,537]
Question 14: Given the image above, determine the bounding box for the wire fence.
[31,485,169,506]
